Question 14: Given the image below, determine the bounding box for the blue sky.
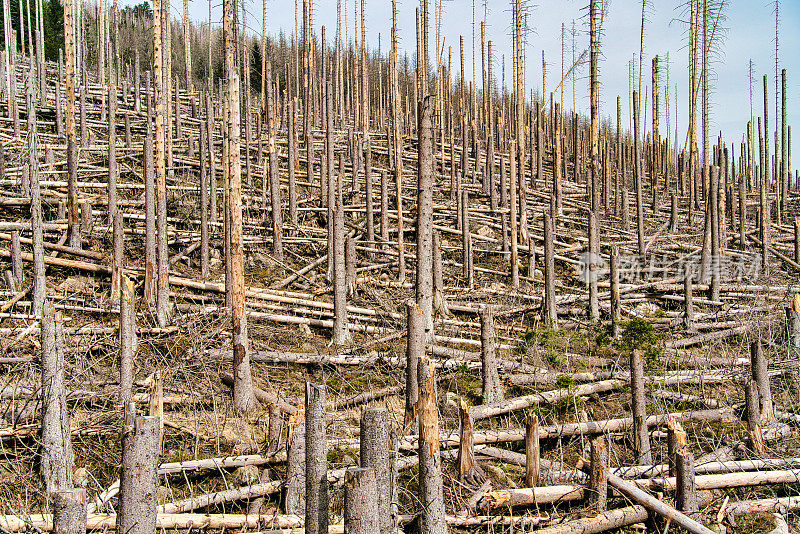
[147,0,798,163]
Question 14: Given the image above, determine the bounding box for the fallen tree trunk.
[470,380,625,420]
[640,468,800,492]
[575,463,715,534]
[482,485,585,508]
[531,505,648,534]
[398,407,736,449]
[0,513,317,531]
[158,482,282,514]
[724,495,800,522]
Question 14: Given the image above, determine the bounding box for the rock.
[768,514,789,534]
[440,392,460,418]
[231,442,260,455]
[477,225,495,238]
[298,323,313,337]
[156,486,171,505]
[56,276,97,294]
[73,467,89,488]
[632,302,661,317]
[233,464,261,485]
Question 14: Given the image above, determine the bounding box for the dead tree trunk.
[405,300,424,429]
[285,410,306,515]
[28,86,45,317]
[365,138,374,249]
[610,245,620,337]
[418,356,447,534]
[589,435,608,512]
[154,0,170,326]
[432,231,447,316]
[416,95,434,336]
[630,349,652,465]
[633,91,645,256]
[119,276,137,405]
[64,0,80,248]
[332,164,350,345]
[480,306,503,404]
[200,120,209,278]
[108,83,118,225]
[10,230,22,287]
[745,380,765,453]
[750,341,774,423]
[345,468,379,534]
[265,61,282,260]
[543,212,557,327]
[787,295,800,350]
[305,382,329,534]
[223,0,254,414]
[360,407,392,534]
[52,488,87,534]
[144,92,156,304]
[456,398,484,485]
[461,189,474,288]
[676,449,698,514]
[525,413,540,487]
[509,145,519,287]
[111,211,123,304]
[40,305,74,492]
[118,415,160,534]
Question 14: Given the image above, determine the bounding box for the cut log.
[482,485,584,508]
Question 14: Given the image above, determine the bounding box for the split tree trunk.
[417,356,447,534]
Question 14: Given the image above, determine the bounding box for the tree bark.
[457,398,484,486]
[750,341,774,422]
[630,349,652,464]
[344,468,379,534]
[405,300,424,429]
[118,416,160,534]
[52,488,87,534]
[119,276,137,406]
[265,60,282,260]
[40,305,74,493]
[332,161,350,345]
[589,435,608,513]
[111,210,122,304]
[305,382,328,534]
[285,409,306,515]
[676,449,697,514]
[360,407,392,534]
[543,212,557,327]
[525,413,539,488]
[416,95,434,336]
[479,306,503,404]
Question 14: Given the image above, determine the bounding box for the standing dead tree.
[40,304,74,493]
[224,0,255,413]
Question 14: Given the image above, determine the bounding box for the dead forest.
[1,0,800,532]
